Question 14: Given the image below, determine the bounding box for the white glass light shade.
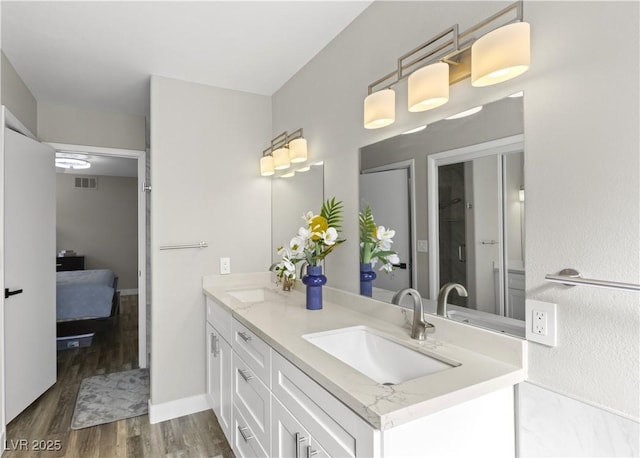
[471,22,530,87]
[288,138,308,163]
[260,155,275,176]
[408,62,449,112]
[273,147,290,170]
[364,89,395,129]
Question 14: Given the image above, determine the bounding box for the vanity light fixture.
[363,1,530,129]
[364,89,395,129]
[519,185,525,202]
[471,22,530,87]
[55,152,91,170]
[280,170,296,178]
[260,129,307,177]
[445,106,483,120]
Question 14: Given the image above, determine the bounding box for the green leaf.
[320,197,344,232]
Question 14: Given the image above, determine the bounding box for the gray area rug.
[71,368,149,430]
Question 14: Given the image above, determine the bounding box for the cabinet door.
[206,323,220,412]
[218,336,233,443]
[272,397,310,458]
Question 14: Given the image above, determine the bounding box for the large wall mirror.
[271,163,324,265]
[360,94,525,337]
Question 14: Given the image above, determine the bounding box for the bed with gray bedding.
[56,269,117,321]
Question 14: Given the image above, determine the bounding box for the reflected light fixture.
[280,170,295,178]
[363,1,530,129]
[402,125,427,135]
[55,153,91,170]
[445,106,483,120]
[260,128,308,177]
[364,89,395,129]
[519,185,525,202]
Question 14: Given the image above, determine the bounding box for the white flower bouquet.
[274,198,344,286]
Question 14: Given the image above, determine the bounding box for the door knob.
[5,288,23,299]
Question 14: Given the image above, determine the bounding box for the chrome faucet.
[391,288,435,340]
[437,283,468,317]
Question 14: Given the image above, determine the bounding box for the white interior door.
[360,168,412,292]
[4,128,56,423]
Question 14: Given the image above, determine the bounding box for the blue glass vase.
[360,262,377,297]
[302,265,327,310]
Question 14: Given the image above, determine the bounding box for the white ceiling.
[2,1,372,117]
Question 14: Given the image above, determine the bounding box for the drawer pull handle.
[238,368,254,382]
[238,331,252,342]
[237,425,254,442]
[295,432,307,458]
[306,446,318,458]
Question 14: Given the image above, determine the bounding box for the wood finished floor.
[4,295,234,458]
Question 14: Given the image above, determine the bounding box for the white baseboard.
[118,289,139,296]
[148,394,209,424]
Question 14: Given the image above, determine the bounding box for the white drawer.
[206,296,232,343]
[233,404,268,458]
[272,351,375,458]
[232,319,271,386]
[233,352,271,455]
[508,272,525,291]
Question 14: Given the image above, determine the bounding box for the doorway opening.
[47,142,147,369]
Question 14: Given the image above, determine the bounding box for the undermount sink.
[303,326,457,385]
[227,288,267,303]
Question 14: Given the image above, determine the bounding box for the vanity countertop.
[203,272,527,430]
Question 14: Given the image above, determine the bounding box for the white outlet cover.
[417,240,428,253]
[526,299,557,347]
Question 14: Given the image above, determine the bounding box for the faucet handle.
[411,320,435,340]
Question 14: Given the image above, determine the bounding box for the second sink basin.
[227,288,267,303]
[303,326,456,385]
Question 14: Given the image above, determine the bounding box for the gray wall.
[38,101,145,151]
[1,51,37,134]
[150,76,271,405]
[56,173,138,289]
[272,0,639,451]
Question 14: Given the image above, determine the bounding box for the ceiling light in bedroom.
[55,153,91,169]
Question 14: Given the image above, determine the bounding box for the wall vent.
[74,176,98,190]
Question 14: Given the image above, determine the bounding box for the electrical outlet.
[417,240,429,253]
[526,299,557,347]
[533,310,547,335]
[220,257,231,275]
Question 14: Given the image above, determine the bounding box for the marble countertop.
[203,272,527,430]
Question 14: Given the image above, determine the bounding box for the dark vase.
[360,262,377,297]
[302,265,327,310]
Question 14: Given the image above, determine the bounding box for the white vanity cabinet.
[204,286,520,458]
[205,297,233,443]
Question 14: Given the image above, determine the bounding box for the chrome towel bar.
[159,241,208,251]
[545,268,640,292]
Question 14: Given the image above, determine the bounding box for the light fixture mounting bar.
[262,128,305,156]
[367,0,524,94]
